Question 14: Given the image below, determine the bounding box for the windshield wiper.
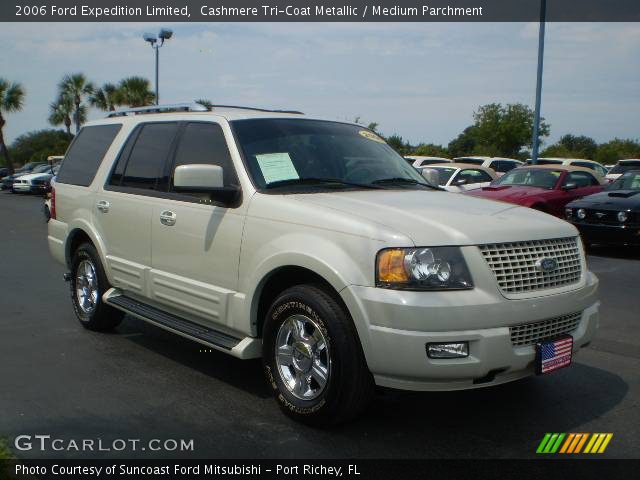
[372,177,440,190]
[265,177,382,190]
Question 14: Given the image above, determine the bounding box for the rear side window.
[111,123,179,190]
[56,124,121,186]
[491,160,517,173]
[171,122,237,189]
[564,171,599,187]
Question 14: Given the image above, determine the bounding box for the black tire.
[262,284,374,426]
[70,242,123,331]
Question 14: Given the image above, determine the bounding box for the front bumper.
[12,183,31,192]
[572,222,640,246]
[341,271,599,391]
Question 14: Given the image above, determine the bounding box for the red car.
[465,165,606,217]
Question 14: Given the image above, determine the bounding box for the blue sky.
[1,22,638,147]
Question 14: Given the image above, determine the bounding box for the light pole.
[530,0,546,165]
[143,28,173,105]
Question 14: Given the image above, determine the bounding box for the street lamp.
[143,28,173,105]
[530,0,546,164]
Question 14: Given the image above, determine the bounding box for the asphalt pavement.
[0,192,638,459]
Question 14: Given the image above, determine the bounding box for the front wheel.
[262,284,374,426]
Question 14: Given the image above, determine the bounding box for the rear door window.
[113,123,179,191]
[56,124,121,186]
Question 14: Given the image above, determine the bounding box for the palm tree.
[90,83,119,112]
[195,99,213,110]
[59,73,94,134]
[115,77,155,107]
[0,78,25,174]
[48,96,74,135]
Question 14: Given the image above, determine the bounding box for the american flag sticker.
[536,335,573,374]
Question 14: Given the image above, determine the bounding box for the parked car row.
[0,156,63,194]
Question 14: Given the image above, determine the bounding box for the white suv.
[48,104,599,425]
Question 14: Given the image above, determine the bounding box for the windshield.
[606,170,640,190]
[432,167,457,185]
[32,164,53,174]
[610,161,640,174]
[495,168,561,189]
[231,119,433,191]
[455,158,483,165]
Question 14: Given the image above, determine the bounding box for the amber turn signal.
[377,249,409,283]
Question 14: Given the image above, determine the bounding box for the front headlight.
[617,211,628,223]
[376,247,473,290]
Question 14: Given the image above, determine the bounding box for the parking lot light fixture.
[142,29,173,105]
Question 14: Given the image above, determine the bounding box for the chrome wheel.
[275,314,331,400]
[75,259,98,314]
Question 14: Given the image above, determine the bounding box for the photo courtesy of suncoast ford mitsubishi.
[48,104,599,425]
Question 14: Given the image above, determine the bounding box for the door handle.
[160,210,177,226]
[96,200,110,213]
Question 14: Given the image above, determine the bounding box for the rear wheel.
[70,243,123,331]
[262,284,374,426]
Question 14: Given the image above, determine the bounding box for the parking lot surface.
[1,193,638,459]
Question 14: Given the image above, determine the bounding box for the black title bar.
[2,0,640,22]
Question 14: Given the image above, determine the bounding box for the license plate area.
[536,335,573,375]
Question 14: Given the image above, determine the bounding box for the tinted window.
[564,171,599,187]
[491,160,517,173]
[536,159,563,165]
[456,158,484,165]
[171,123,237,188]
[56,124,121,186]
[572,161,596,171]
[609,161,640,174]
[120,123,179,190]
[456,169,493,184]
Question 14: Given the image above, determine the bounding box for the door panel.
[150,200,243,328]
[93,191,153,295]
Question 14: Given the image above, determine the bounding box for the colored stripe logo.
[536,433,613,454]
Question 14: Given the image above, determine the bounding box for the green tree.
[386,134,412,156]
[411,143,448,158]
[9,129,73,166]
[195,99,214,109]
[115,77,155,107]
[59,73,94,134]
[0,78,25,173]
[594,138,640,164]
[91,83,120,112]
[541,134,598,159]
[472,103,549,158]
[48,96,75,136]
[447,126,478,158]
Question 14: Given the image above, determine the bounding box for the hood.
[467,185,551,203]
[291,189,576,245]
[569,190,640,210]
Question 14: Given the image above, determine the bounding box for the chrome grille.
[510,312,581,346]
[479,237,582,294]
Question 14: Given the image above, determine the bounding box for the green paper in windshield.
[256,152,299,184]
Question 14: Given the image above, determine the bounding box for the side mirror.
[562,182,578,191]
[453,177,468,186]
[420,168,439,186]
[173,164,239,205]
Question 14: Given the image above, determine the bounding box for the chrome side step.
[103,288,261,358]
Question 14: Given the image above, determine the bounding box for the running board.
[103,288,261,359]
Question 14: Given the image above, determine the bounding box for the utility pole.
[530,0,546,164]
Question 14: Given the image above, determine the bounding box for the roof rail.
[106,103,208,118]
[208,104,304,115]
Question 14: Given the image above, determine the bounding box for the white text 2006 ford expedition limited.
[48,103,599,425]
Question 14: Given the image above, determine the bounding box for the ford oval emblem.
[536,257,558,273]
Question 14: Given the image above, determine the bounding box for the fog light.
[426,342,469,359]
